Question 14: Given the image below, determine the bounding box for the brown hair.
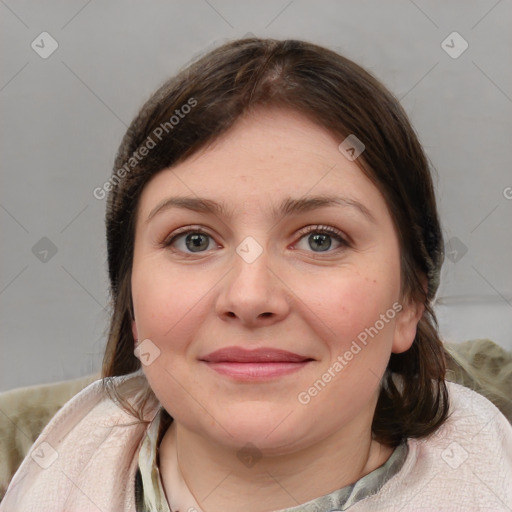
[102,37,450,446]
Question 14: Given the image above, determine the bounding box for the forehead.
[190,107,341,168]
[136,107,388,222]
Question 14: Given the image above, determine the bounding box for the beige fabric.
[445,339,512,422]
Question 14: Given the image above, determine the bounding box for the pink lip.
[201,347,311,363]
[199,347,313,381]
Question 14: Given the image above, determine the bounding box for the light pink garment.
[350,382,512,511]
[1,370,511,511]
[0,370,159,512]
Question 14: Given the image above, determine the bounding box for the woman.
[2,37,511,512]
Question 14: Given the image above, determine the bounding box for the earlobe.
[392,275,428,354]
[391,298,425,354]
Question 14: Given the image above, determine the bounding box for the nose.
[215,240,291,328]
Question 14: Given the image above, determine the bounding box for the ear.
[392,277,427,354]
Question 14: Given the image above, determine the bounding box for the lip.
[201,347,312,363]
[199,347,314,381]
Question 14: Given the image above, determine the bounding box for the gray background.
[1,0,511,392]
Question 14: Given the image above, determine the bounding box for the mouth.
[199,347,314,381]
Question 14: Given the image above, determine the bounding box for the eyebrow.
[146,195,377,224]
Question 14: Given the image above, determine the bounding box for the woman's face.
[131,107,422,454]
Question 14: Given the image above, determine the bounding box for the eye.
[161,224,349,255]
[162,227,217,254]
[294,225,349,253]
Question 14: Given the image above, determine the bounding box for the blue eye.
[163,229,215,253]
[295,225,348,253]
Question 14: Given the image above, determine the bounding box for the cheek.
[304,271,397,348]
[131,259,207,345]
[131,261,207,413]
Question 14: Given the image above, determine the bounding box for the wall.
[1,0,511,390]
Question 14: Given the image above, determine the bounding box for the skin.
[130,107,424,512]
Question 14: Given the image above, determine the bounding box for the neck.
[159,415,394,512]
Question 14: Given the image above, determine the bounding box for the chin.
[202,401,304,453]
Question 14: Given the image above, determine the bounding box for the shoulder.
[0,370,160,512]
[410,381,512,479]
[432,381,512,465]
[410,382,512,508]
[19,369,155,431]
[352,382,512,511]
[442,380,512,442]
